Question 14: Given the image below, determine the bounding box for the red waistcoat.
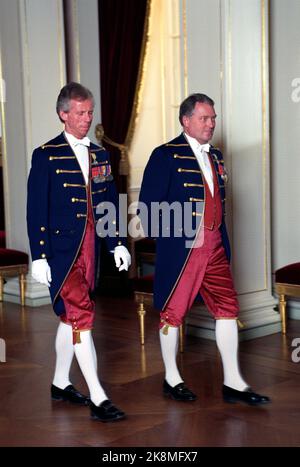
[203,155,223,230]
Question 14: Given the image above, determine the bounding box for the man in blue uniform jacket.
[139,93,270,406]
[27,82,131,422]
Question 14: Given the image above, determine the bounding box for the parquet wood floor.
[0,296,300,447]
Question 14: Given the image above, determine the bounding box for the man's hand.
[114,246,131,272]
[32,259,52,287]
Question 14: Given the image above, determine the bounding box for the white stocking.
[52,322,74,389]
[159,326,183,387]
[91,337,97,371]
[74,330,107,406]
[215,319,248,391]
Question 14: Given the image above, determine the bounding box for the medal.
[92,164,113,183]
[220,169,228,183]
[93,175,105,184]
[212,153,228,183]
[218,164,228,182]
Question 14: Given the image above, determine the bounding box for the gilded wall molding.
[182,0,188,96]
[0,46,10,232]
[261,0,269,291]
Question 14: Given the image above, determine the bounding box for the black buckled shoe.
[51,384,90,405]
[90,400,126,422]
[222,385,271,406]
[163,380,197,401]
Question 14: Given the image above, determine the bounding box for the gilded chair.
[275,262,300,334]
[0,248,28,306]
[132,238,184,351]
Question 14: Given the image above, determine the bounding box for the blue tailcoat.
[139,133,230,311]
[27,132,125,315]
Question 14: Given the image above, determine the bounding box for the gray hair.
[56,82,94,121]
[179,93,215,125]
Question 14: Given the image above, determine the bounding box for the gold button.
[56,169,60,174]
[192,212,196,216]
[40,226,46,232]
[41,253,46,258]
[63,183,67,187]
[117,241,122,246]
[71,198,76,202]
[116,231,119,236]
[55,230,60,234]
[184,183,187,187]
[112,220,116,225]
[178,168,182,172]
[39,240,45,245]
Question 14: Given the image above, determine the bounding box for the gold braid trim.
[73,330,81,344]
[94,0,152,177]
[160,318,179,335]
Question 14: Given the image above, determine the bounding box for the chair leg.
[0,275,3,302]
[137,302,146,345]
[279,293,287,334]
[19,273,26,307]
[179,323,184,353]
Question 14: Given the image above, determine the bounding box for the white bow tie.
[197,143,210,153]
[73,136,90,147]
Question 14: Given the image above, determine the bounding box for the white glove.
[32,259,52,287]
[114,245,131,272]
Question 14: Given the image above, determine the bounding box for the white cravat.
[64,131,90,184]
[184,133,214,196]
[198,143,210,153]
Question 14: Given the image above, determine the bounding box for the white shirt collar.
[64,131,90,147]
[184,132,210,153]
